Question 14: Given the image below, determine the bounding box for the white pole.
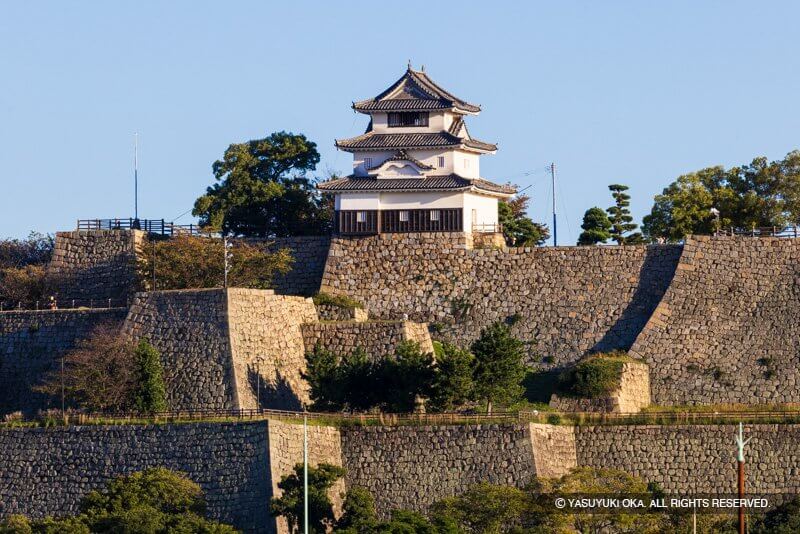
[304,413,309,534]
[551,162,557,246]
[134,133,139,220]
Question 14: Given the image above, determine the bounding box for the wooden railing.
[77,219,204,236]
[0,298,128,312]
[472,222,503,233]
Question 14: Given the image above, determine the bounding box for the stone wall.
[267,236,330,296]
[315,304,368,322]
[49,230,143,303]
[322,234,682,367]
[123,289,237,410]
[227,289,318,410]
[0,309,127,415]
[340,424,537,515]
[576,424,800,494]
[528,423,577,478]
[267,420,344,534]
[630,236,800,405]
[0,422,271,532]
[301,320,434,361]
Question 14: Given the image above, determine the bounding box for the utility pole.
[303,412,309,534]
[734,422,751,534]
[550,162,558,246]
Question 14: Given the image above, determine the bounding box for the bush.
[312,292,363,310]
[0,233,54,269]
[559,352,630,399]
[0,265,55,306]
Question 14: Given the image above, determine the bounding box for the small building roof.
[317,174,516,196]
[352,67,481,114]
[335,131,497,153]
[367,150,433,171]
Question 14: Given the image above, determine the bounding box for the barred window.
[430,210,440,222]
[399,210,409,222]
[388,112,429,127]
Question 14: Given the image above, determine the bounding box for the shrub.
[0,232,54,269]
[133,340,168,414]
[311,291,363,310]
[428,342,476,413]
[0,265,54,306]
[560,352,630,399]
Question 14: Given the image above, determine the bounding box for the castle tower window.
[364,157,372,169]
[388,112,429,127]
[356,211,367,223]
[399,210,409,222]
[430,210,440,222]
[438,156,445,168]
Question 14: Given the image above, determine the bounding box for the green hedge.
[560,352,632,399]
[312,291,364,309]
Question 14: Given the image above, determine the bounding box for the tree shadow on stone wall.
[591,246,681,354]
[246,368,303,411]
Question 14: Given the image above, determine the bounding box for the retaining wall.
[49,230,143,303]
[630,236,800,405]
[0,309,127,414]
[322,234,682,367]
[0,422,271,532]
[267,236,330,296]
[300,320,434,361]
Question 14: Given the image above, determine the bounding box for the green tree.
[193,132,330,237]
[643,150,800,242]
[471,322,526,414]
[431,482,530,533]
[499,195,549,247]
[334,487,379,533]
[133,340,167,414]
[606,184,642,245]
[577,207,612,246]
[0,232,54,270]
[753,496,800,533]
[428,342,475,412]
[380,341,435,412]
[303,345,345,411]
[270,463,345,534]
[138,235,293,291]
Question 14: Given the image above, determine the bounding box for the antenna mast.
[134,133,139,221]
[551,162,557,246]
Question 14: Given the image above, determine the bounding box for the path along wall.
[630,236,800,405]
[322,234,682,367]
[0,309,127,414]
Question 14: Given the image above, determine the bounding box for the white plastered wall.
[462,192,499,230]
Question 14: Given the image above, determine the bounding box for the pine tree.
[471,322,526,414]
[428,342,476,412]
[577,207,612,245]
[606,184,640,244]
[133,340,167,414]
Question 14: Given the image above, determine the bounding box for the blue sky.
[1,1,798,242]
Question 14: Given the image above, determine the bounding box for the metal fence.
[715,225,800,238]
[77,218,206,236]
[0,298,128,312]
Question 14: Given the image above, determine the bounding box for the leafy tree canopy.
[270,463,345,534]
[643,150,800,242]
[499,195,549,247]
[138,235,293,291]
[193,132,331,237]
[577,207,612,246]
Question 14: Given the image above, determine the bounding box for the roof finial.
[407,59,412,70]
[421,64,425,72]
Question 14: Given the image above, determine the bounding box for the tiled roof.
[335,131,497,152]
[367,150,433,171]
[353,68,481,114]
[317,174,516,195]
